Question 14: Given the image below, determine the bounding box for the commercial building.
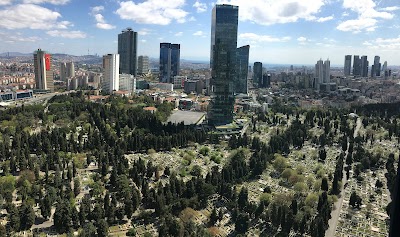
[253,62,263,87]
[208,4,238,125]
[236,45,250,94]
[33,49,54,92]
[344,55,352,76]
[372,56,381,77]
[314,58,330,90]
[353,55,361,77]
[118,28,138,76]
[137,55,149,75]
[119,73,136,94]
[102,54,120,94]
[173,76,186,89]
[314,59,323,90]
[60,62,75,81]
[159,43,180,83]
[361,56,369,77]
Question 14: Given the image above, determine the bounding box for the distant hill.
[0,52,102,64]
[0,52,31,57]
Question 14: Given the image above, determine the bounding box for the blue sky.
[0,0,399,65]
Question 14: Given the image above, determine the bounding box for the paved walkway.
[325,117,362,237]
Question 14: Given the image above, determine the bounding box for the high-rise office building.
[382,61,388,78]
[315,59,323,90]
[353,55,361,76]
[235,45,250,94]
[208,4,238,125]
[102,54,120,94]
[118,28,137,76]
[361,56,369,77]
[372,56,381,77]
[159,43,180,83]
[34,49,54,91]
[60,62,75,81]
[323,59,330,83]
[344,55,352,76]
[137,55,149,75]
[253,62,263,86]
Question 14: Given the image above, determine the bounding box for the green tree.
[54,202,72,233]
[79,223,97,237]
[209,208,218,226]
[235,212,250,234]
[19,202,35,230]
[74,178,81,197]
[96,219,108,237]
[0,224,6,237]
[8,204,20,232]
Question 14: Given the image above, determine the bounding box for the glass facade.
[344,55,352,76]
[253,62,263,86]
[118,28,138,76]
[159,43,180,83]
[353,55,361,76]
[208,4,238,126]
[235,45,250,94]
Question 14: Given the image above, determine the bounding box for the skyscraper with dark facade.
[208,4,238,126]
[235,45,250,94]
[253,62,263,86]
[159,43,180,83]
[361,56,369,77]
[372,56,381,77]
[353,55,361,77]
[344,55,352,76]
[118,28,137,76]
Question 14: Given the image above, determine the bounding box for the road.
[325,117,362,237]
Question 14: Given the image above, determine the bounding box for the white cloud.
[90,6,115,30]
[116,0,188,25]
[337,0,394,32]
[363,36,400,50]
[193,30,205,36]
[216,0,327,25]
[297,37,307,42]
[193,1,207,13]
[0,31,41,42]
[91,5,104,13]
[175,32,183,36]
[94,14,115,30]
[138,28,152,35]
[297,36,309,45]
[315,15,334,22]
[0,0,13,5]
[46,30,86,39]
[0,4,72,30]
[141,39,147,43]
[23,0,70,5]
[337,18,377,33]
[379,6,400,12]
[239,33,291,42]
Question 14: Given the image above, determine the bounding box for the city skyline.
[0,0,399,65]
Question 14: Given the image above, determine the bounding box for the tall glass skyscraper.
[361,56,369,77]
[353,55,361,76]
[372,56,381,77]
[253,62,263,86]
[344,55,352,76]
[208,4,238,125]
[118,28,137,76]
[159,43,180,83]
[236,45,250,94]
